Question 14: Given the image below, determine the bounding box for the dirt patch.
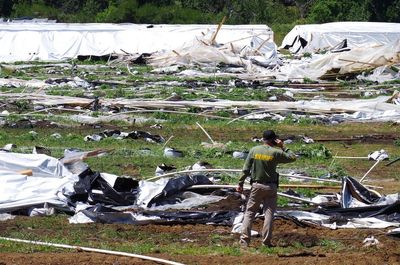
[1,217,399,265]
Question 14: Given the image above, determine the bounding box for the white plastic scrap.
[191,161,212,170]
[357,66,400,83]
[51,133,62,139]
[368,150,389,161]
[84,134,102,142]
[231,212,259,236]
[302,136,314,144]
[29,131,38,137]
[1,144,16,152]
[155,164,176,176]
[28,205,55,217]
[362,236,381,248]
[232,151,248,160]
[0,213,15,221]
[163,147,183,158]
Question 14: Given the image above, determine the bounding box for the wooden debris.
[210,16,227,44]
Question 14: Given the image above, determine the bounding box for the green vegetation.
[1,1,399,46]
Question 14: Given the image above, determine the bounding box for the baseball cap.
[263,130,278,141]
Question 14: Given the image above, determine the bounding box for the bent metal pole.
[147,168,383,189]
[0,237,185,265]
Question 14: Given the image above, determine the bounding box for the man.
[237,130,296,247]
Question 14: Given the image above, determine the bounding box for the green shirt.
[238,145,296,186]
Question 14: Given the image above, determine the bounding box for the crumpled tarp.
[0,152,73,178]
[341,176,381,208]
[84,129,165,143]
[276,40,400,81]
[149,30,277,69]
[279,201,400,229]
[0,152,78,213]
[69,205,237,225]
[0,23,272,62]
[280,22,400,54]
[70,168,139,206]
[136,174,213,208]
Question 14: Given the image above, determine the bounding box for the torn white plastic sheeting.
[276,40,400,81]
[136,178,170,208]
[0,213,15,221]
[0,23,272,62]
[280,210,400,229]
[387,227,400,237]
[0,170,76,212]
[278,210,331,222]
[0,78,47,88]
[69,114,139,125]
[231,212,259,236]
[368,150,389,161]
[0,153,78,212]
[322,217,400,229]
[342,191,399,208]
[28,203,55,217]
[280,22,400,54]
[4,90,400,116]
[69,211,94,224]
[149,191,223,211]
[149,35,244,68]
[69,210,163,225]
[357,65,400,83]
[0,152,73,178]
[149,28,276,68]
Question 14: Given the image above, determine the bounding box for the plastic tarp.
[136,174,213,208]
[69,205,238,226]
[280,22,400,54]
[341,176,399,208]
[0,152,73,178]
[0,23,272,62]
[70,168,139,206]
[341,176,381,208]
[149,34,277,68]
[0,153,77,213]
[279,202,400,229]
[276,40,400,81]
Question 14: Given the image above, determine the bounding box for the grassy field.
[0,60,399,264]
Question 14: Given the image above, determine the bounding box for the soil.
[1,201,399,265]
[1,218,399,265]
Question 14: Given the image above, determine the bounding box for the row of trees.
[1,0,399,42]
[1,0,399,24]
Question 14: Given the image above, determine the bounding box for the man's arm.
[274,139,296,163]
[276,148,297,163]
[237,149,253,192]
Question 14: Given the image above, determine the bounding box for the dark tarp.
[315,201,400,223]
[146,174,213,207]
[70,168,139,206]
[341,176,381,208]
[80,205,238,225]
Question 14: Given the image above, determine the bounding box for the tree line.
[1,0,399,24]
[0,0,399,42]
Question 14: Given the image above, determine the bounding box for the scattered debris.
[362,236,381,248]
[84,130,165,143]
[164,147,184,158]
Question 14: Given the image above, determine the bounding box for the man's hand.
[236,184,243,193]
[275,139,284,149]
